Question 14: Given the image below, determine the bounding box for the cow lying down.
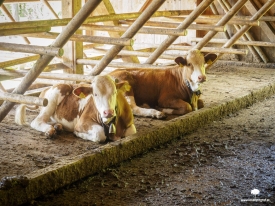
[110,49,217,119]
[15,75,136,143]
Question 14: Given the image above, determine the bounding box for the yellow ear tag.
[124,83,131,92]
[179,63,183,67]
[207,59,213,65]
[79,92,86,98]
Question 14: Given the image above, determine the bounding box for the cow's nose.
[198,75,206,83]
[103,109,114,118]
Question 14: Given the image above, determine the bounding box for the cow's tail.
[15,104,39,125]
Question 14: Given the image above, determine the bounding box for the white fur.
[74,125,106,142]
[126,96,165,119]
[162,108,174,114]
[15,104,27,125]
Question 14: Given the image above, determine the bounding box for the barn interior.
[0,0,275,205]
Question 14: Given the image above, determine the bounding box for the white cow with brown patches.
[109,49,217,119]
[15,75,136,143]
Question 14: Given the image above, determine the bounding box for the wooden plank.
[0,0,102,122]
[62,0,83,74]
[245,1,275,42]
[93,0,139,63]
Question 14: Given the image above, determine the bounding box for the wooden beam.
[145,0,215,64]
[166,16,259,26]
[191,38,275,47]
[0,10,192,30]
[194,0,248,50]
[78,59,175,69]
[120,20,226,32]
[91,46,247,58]
[80,24,188,36]
[0,69,95,82]
[98,0,139,63]
[0,26,51,36]
[0,42,64,57]
[219,0,268,63]
[207,0,275,68]
[0,0,102,122]
[62,0,83,74]
[0,55,40,68]
[41,0,59,19]
[21,32,134,46]
[0,4,30,43]
[0,92,48,106]
[90,0,166,75]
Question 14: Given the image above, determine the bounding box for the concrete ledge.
[1,83,275,205]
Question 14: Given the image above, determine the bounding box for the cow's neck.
[170,66,200,102]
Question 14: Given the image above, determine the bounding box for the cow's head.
[175,49,217,91]
[73,75,118,123]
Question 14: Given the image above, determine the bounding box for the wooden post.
[91,46,247,57]
[79,59,174,69]
[0,26,51,36]
[90,0,166,75]
[0,10,192,30]
[0,42,64,57]
[166,16,259,26]
[218,0,265,62]
[145,0,215,64]
[93,1,139,64]
[191,38,275,47]
[207,0,275,68]
[0,92,48,107]
[120,20,225,32]
[62,0,83,75]
[194,0,248,50]
[41,0,59,19]
[0,0,102,122]
[0,55,40,68]
[0,4,30,44]
[22,32,134,46]
[80,24,189,36]
[0,69,95,82]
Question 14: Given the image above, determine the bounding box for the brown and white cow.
[109,49,217,119]
[15,75,136,143]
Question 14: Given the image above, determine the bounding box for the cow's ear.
[116,81,131,93]
[175,57,187,67]
[204,53,217,65]
[73,87,93,98]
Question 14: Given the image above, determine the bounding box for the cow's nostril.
[103,109,114,117]
[198,75,206,82]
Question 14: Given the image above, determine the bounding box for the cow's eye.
[94,93,97,96]
[187,63,192,67]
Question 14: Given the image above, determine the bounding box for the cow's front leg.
[31,105,59,138]
[158,99,192,115]
[74,124,106,143]
[126,96,166,119]
[124,124,137,137]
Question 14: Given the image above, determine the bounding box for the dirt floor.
[24,93,275,206]
[0,65,275,205]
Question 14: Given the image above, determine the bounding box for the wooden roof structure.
[0,0,275,122]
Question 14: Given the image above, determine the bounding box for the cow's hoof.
[155,111,167,119]
[45,127,56,138]
[54,123,63,133]
[109,134,121,141]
